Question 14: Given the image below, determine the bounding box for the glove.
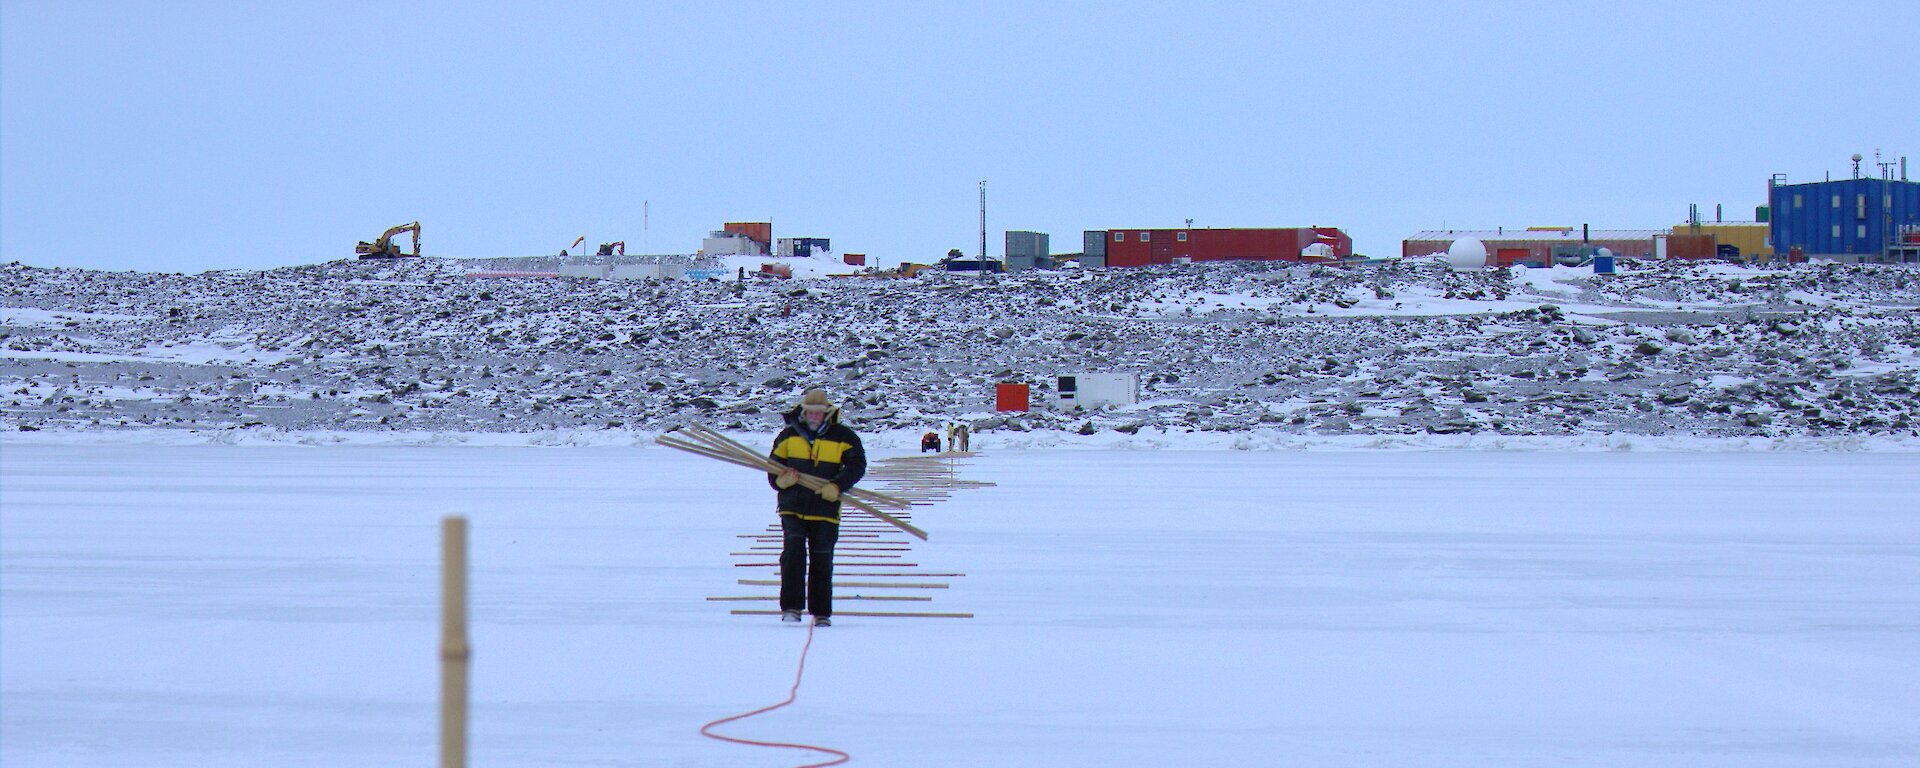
[775,470,799,489]
[818,483,840,502]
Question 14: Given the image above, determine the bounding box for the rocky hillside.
[4,257,1918,438]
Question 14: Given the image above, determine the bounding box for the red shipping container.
[995,382,1030,412]
[843,253,866,266]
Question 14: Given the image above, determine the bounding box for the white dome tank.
[1446,238,1487,272]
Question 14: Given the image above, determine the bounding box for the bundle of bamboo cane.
[656,424,928,541]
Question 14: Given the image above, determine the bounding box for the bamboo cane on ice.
[656,428,929,541]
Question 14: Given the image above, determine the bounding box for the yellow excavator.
[356,222,421,259]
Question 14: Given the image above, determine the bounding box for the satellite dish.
[1852,153,1864,162]
[1445,238,1487,272]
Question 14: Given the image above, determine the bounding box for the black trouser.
[779,515,839,617]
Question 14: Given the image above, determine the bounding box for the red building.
[1401,229,1660,267]
[1101,227,1352,267]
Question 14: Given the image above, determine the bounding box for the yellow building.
[1670,222,1773,261]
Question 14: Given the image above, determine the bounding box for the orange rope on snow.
[698,623,850,767]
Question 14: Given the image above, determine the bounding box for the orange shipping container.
[725,222,772,247]
[1667,234,1717,259]
[1494,247,1534,266]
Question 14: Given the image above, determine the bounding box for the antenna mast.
[978,180,987,280]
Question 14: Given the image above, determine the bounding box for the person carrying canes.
[768,389,866,627]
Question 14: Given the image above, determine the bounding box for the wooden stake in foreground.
[440,516,469,768]
[656,424,929,541]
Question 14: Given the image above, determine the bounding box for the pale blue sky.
[4,1,1915,272]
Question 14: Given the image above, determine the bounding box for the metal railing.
[451,253,720,272]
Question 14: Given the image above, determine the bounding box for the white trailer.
[1056,372,1137,409]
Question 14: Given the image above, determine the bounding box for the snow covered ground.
[5,441,1917,766]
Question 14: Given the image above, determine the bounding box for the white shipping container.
[1056,372,1138,409]
[703,233,762,256]
[558,265,611,279]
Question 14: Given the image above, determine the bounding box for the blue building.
[1769,172,1920,264]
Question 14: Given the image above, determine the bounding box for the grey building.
[1081,230,1108,268]
[1005,231,1050,271]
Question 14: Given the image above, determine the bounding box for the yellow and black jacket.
[767,405,866,523]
